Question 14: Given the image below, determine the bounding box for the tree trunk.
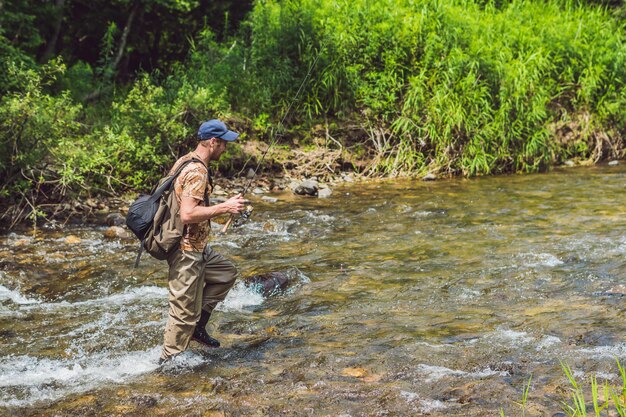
[112,1,139,72]
[83,2,139,101]
[151,25,162,71]
[40,0,65,62]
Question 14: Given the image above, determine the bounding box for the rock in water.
[293,180,319,196]
[318,187,332,198]
[243,271,291,296]
[341,367,368,378]
[105,213,126,227]
[65,235,82,244]
[103,226,129,239]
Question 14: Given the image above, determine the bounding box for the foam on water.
[578,342,626,359]
[0,285,41,305]
[519,253,564,268]
[302,211,335,223]
[217,241,242,248]
[0,281,256,408]
[74,286,167,307]
[3,233,33,244]
[458,288,481,300]
[480,328,535,347]
[596,372,620,381]
[410,210,438,218]
[419,398,447,413]
[40,235,127,262]
[217,281,265,312]
[217,267,308,312]
[476,329,566,358]
[564,234,626,262]
[416,364,506,382]
[536,335,562,351]
[0,346,162,407]
[478,329,626,363]
[158,350,208,372]
[11,285,167,312]
[400,390,419,402]
[239,219,295,238]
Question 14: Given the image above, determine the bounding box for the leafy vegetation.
[1,0,625,225]
[560,361,626,417]
[501,361,626,416]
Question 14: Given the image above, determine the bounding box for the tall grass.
[236,0,626,176]
[561,361,626,417]
[501,362,626,417]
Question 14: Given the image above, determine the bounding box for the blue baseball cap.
[198,119,239,141]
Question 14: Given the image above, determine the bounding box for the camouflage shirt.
[168,152,212,252]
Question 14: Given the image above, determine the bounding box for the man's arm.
[180,194,245,224]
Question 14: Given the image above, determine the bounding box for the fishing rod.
[221,50,321,233]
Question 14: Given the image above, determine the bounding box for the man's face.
[211,138,228,160]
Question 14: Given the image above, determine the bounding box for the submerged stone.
[65,235,82,244]
[204,411,226,417]
[293,179,319,196]
[129,394,158,408]
[103,226,129,239]
[105,213,126,227]
[243,271,291,296]
[318,187,333,198]
[341,367,368,378]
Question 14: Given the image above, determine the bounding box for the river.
[1,164,625,416]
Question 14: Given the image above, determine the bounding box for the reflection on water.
[1,165,625,416]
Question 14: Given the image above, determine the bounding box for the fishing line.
[244,51,321,194]
[221,48,322,232]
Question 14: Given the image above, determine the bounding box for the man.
[160,119,245,363]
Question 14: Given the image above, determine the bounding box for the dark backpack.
[126,158,207,267]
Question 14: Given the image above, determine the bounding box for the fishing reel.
[232,205,254,228]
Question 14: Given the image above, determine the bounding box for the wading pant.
[160,245,238,360]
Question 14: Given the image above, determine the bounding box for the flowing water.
[1,165,625,416]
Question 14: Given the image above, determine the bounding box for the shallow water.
[1,164,625,416]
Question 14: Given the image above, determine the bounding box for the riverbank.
[1,137,622,232]
[0,140,614,233]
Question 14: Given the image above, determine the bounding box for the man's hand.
[222,193,245,214]
[180,193,245,224]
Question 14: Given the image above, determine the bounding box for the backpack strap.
[149,158,200,202]
[203,167,213,206]
[134,242,145,268]
[134,157,208,268]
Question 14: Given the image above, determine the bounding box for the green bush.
[0,60,83,201]
[0,36,36,95]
